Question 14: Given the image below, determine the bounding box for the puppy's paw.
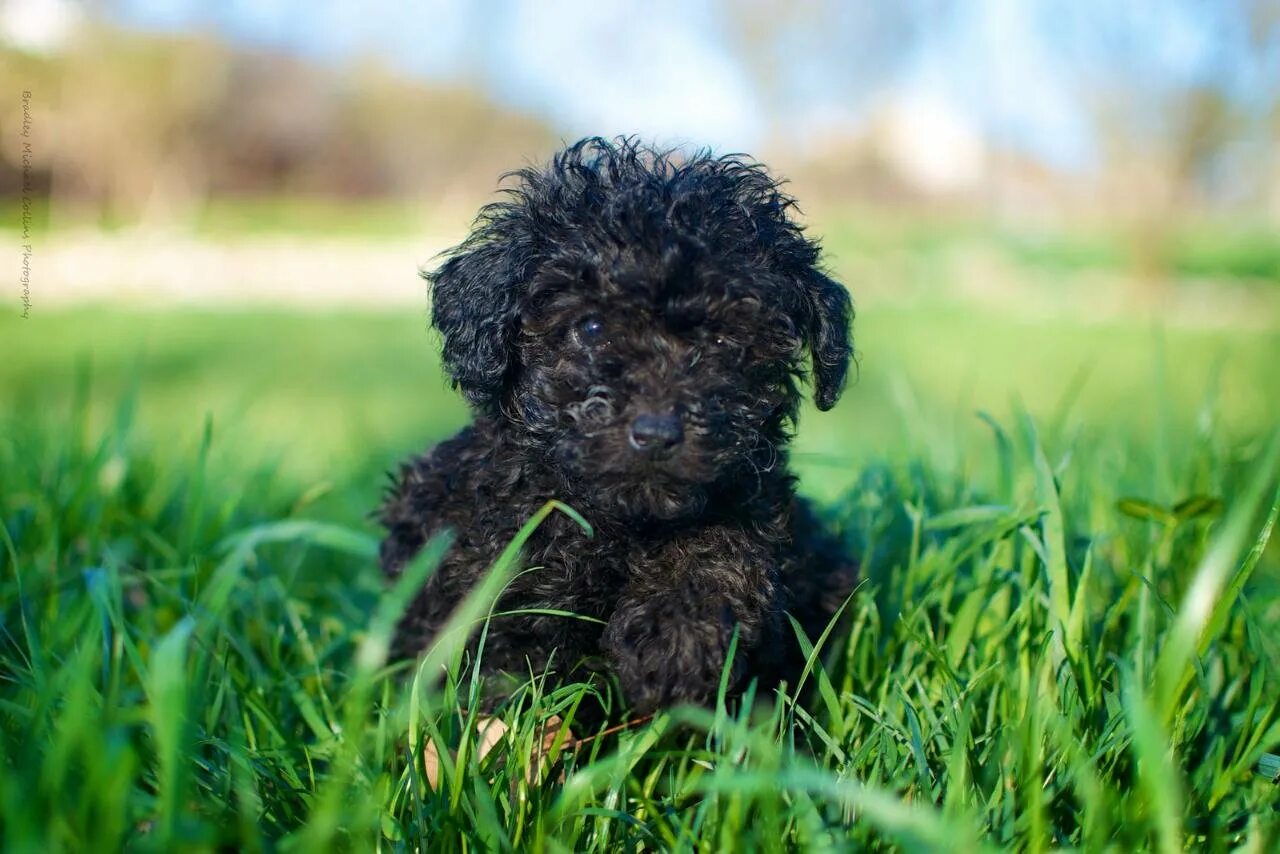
[603,597,741,712]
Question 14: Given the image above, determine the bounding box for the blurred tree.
[342,57,556,208]
[0,20,557,229]
[49,25,228,228]
[1041,0,1280,283]
[714,0,943,141]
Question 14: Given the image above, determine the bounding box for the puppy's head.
[429,137,853,520]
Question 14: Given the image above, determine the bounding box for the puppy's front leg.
[602,536,776,712]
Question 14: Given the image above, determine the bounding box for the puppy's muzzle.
[628,411,684,457]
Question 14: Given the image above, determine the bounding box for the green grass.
[190,197,434,240]
[9,193,1279,281]
[816,210,1280,282]
[2,306,1279,850]
[0,197,432,240]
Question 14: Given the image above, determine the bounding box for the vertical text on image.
[19,89,33,319]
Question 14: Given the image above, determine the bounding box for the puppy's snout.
[628,411,684,455]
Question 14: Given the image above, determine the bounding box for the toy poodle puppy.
[379,136,856,714]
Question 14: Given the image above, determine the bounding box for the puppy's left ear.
[804,271,853,411]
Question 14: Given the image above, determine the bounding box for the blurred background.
[2,0,1278,510]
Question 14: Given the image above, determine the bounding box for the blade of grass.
[1154,432,1280,723]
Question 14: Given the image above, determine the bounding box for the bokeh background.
[3,0,1278,512]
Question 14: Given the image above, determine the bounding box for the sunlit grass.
[2,306,1278,849]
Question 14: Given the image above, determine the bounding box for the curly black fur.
[379,137,856,713]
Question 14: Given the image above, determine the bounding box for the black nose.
[629,411,684,454]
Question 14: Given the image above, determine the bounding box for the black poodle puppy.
[379,137,856,713]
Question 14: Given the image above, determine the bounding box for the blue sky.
[107,0,1273,171]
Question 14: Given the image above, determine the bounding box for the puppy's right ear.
[804,270,853,411]
[428,240,524,413]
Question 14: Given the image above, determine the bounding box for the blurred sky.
[93,0,1275,172]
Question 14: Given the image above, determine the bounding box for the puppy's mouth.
[551,429,717,520]
[602,477,709,521]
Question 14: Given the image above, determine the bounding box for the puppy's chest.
[518,526,638,594]
[513,519,776,603]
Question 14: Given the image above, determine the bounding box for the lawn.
[1,299,1278,850]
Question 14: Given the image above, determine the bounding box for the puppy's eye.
[576,316,606,346]
[714,335,728,347]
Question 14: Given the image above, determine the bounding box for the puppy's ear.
[804,271,853,411]
[428,241,523,413]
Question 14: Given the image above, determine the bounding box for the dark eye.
[577,316,606,346]
[706,332,732,350]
